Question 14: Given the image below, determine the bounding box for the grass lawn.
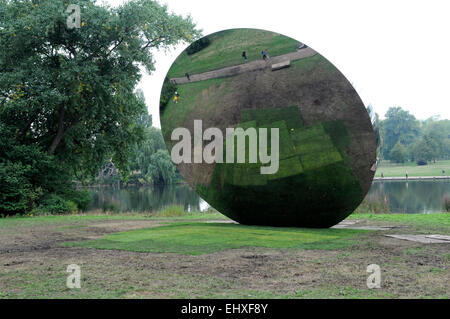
[349,213,450,231]
[63,222,367,255]
[167,29,299,77]
[1,212,448,299]
[375,160,450,177]
[0,211,226,229]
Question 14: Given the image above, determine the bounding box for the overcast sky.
[108,0,450,127]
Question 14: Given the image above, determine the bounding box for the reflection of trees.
[368,180,450,213]
[89,184,201,213]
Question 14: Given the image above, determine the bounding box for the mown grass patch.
[63,222,367,255]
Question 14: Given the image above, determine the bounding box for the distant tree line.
[376,107,450,164]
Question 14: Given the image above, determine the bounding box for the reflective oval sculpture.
[160,28,376,228]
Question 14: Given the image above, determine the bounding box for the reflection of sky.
[199,198,210,212]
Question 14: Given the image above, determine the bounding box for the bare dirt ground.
[0,217,448,298]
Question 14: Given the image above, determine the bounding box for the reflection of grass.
[63,222,367,255]
[375,160,450,177]
[161,54,329,144]
[160,77,228,141]
[168,29,299,77]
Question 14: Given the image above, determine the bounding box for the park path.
[374,176,450,181]
[170,47,317,85]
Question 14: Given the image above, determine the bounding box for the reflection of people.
[261,50,267,60]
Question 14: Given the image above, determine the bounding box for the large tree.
[0,0,199,215]
[389,141,407,163]
[380,107,420,160]
[422,118,450,160]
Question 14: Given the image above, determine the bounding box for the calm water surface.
[88,180,450,214]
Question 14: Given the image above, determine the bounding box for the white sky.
[108,0,450,127]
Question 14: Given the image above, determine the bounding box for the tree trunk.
[48,107,66,154]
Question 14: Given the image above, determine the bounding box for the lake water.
[368,180,449,213]
[88,180,450,214]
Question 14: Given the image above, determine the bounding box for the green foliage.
[62,188,93,211]
[102,202,120,213]
[127,126,178,185]
[379,108,449,162]
[389,141,407,163]
[186,36,211,55]
[410,136,438,165]
[0,161,36,215]
[380,107,420,160]
[39,194,77,214]
[147,149,177,184]
[159,77,177,113]
[0,0,199,215]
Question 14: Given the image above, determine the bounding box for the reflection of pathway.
[170,47,317,84]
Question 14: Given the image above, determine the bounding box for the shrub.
[0,128,81,215]
[355,192,390,214]
[102,202,120,213]
[159,77,177,113]
[39,194,78,214]
[62,189,93,211]
[416,159,427,166]
[154,205,186,217]
[389,142,407,163]
[0,162,35,215]
[186,37,211,55]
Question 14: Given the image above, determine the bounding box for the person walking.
[261,50,267,60]
[185,72,190,81]
[242,51,247,62]
[173,91,179,104]
[405,170,408,180]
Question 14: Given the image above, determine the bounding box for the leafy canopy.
[0,0,200,214]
